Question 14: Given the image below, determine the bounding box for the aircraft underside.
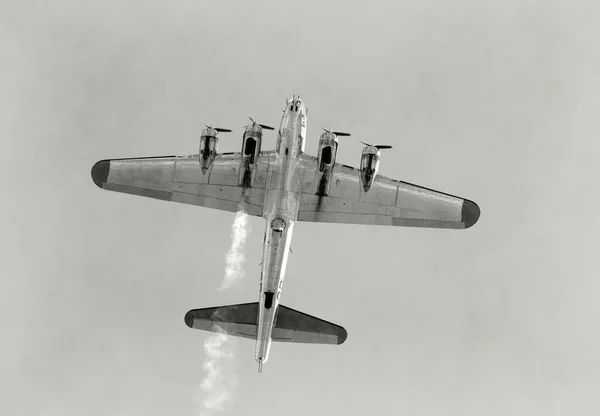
[91,95,480,372]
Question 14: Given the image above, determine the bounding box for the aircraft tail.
[185,302,347,345]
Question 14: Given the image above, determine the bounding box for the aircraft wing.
[297,154,480,229]
[91,152,276,217]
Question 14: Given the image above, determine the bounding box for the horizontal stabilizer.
[184,302,258,340]
[272,305,347,344]
[184,303,347,345]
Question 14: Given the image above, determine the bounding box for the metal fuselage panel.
[255,99,307,365]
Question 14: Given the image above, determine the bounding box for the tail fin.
[185,302,347,345]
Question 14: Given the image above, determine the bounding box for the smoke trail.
[197,325,237,415]
[219,208,250,291]
[198,205,250,415]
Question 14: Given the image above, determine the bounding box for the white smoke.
[198,206,250,416]
[197,325,237,415]
[219,208,250,291]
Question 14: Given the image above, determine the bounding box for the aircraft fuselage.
[255,97,307,370]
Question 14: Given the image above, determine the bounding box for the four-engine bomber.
[91,96,481,373]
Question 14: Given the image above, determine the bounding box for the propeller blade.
[247,117,274,130]
[321,127,350,136]
[202,123,231,133]
[359,140,373,147]
[375,145,392,150]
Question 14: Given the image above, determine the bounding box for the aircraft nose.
[91,160,110,188]
[289,96,304,113]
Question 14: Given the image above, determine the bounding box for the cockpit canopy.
[288,97,304,112]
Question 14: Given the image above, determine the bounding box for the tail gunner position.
[91,96,480,372]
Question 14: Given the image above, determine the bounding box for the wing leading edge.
[297,154,480,229]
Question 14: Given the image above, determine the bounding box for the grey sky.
[2,0,599,415]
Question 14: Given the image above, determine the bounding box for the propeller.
[321,127,351,137]
[247,117,274,130]
[202,123,232,133]
[359,140,392,150]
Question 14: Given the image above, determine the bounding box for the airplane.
[91,96,480,372]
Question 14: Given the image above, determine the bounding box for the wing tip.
[184,311,194,328]
[91,159,110,189]
[337,328,348,345]
[461,199,481,229]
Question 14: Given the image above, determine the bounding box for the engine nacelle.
[315,132,339,196]
[239,124,263,187]
[199,127,219,174]
[360,146,380,192]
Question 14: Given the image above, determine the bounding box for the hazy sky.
[2,1,600,415]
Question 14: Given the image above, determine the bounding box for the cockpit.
[287,97,304,113]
